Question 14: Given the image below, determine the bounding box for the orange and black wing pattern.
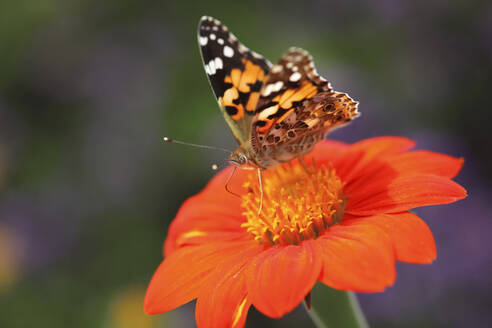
[198,16,272,144]
[253,48,334,135]
[251,48,359,167]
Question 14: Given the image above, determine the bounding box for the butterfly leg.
[298,155,312,174]
[224,166,241,198]
[257,168,264,216]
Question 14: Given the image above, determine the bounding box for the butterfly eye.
[229,151,248,166]
[239,154,248,164]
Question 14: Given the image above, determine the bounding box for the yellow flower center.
[241,161,345,245]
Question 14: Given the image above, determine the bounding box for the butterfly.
[198,16,359,174]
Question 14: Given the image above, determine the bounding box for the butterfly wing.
[251,48,359,167]
[198,16,272,145]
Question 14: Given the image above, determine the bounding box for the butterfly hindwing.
[198,16,272,145]
[250,48,359,167]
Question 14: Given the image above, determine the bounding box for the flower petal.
[245,243,322,318]
[346,174,467,215]
[344,212,436,263]
[144,240,258,314]
[328,137,415,184]
[388,150,464,178]
[196,259,252,328]
[165,166,249,254]
[350,136,416,160]
[307,139,350,165]
[165,195,246,255]
[315,221,396,292]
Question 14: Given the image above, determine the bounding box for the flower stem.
[303,283,369,328]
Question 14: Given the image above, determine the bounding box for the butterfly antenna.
[163,137,231,153]
[257,168,263,216]
[211,159,230,171]
[224,166,241,198]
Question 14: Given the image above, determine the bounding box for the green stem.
[303,283,369,328]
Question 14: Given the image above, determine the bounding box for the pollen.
[241,161,345,245]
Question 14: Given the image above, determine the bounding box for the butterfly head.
[229,148,258,170]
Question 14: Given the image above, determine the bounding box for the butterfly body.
[198,16,359,170]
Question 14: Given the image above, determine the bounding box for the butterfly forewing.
[197,17,359,169]
[198,16,272,145]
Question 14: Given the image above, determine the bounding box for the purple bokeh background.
[0,1,490,327]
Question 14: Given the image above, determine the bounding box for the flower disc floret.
[241,162,344,245]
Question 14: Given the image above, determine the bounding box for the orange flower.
[144,137,466,327]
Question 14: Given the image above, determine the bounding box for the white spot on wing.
[272,81,283,92]
[262,84,274,96]
[223,45,234,58]
[238,43,247,53]
[271,65,283,73]
[208,59,216,75]
[218,38,224,45]
[262,81,283,96]
[258,105,279,120]
[210,33,216,40]
[214,57,223,70]
[199,36,208,46]
[229,32,238,42]
[251,51,263,59]
[289,72,302,82]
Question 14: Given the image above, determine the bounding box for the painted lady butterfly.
[198,16,359,171]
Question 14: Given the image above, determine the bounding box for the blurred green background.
[1,0,491,327]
